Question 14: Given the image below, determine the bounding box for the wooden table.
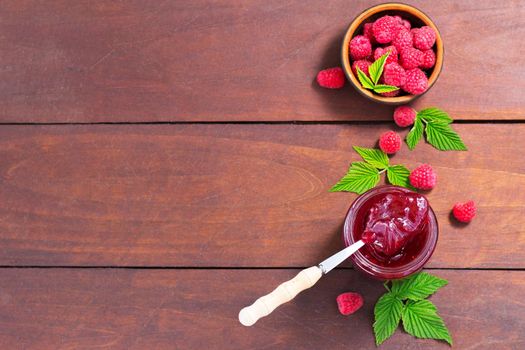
[0,1,523,349]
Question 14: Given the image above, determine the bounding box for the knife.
[238,239,365,326]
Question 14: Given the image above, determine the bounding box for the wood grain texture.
[0,268,522,349]
[0,0,523,122]
[0,124,523,267]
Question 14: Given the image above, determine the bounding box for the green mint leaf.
[329,162,379,194]
[369,51,390,85]
[373,84,399,94]
[356,67,374,89]
[391,272,448,301]
[374,292,403,345]
[425,122,467,151]
[402,300,453,345]
[386,165,414,190]
[418,108,453,124]
[406,116,424,150]
[353,146,389,169]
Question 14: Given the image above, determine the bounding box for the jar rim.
[343,185,439,280]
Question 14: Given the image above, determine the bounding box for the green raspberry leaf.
[425,122,467,151]
[402,300,453,345]
[373,84,399,94]
[406,116,424,150]
[374,292,403,346]
[356,67,375,90]
[353,146,389,169]
[369,51,390,85]
[418,108,453,124]
[386,165,414,190]
[329,161,379,194]
[391,272,448,301]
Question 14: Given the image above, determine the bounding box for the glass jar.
[343,186,438,280]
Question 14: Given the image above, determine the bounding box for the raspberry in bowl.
[341,3,443,105]
[343,186,438,280]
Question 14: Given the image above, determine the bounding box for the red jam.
[343,186,438,280]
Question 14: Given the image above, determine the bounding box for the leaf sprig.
[374,272,452,346]
[407,108,467,151]
[329,146,413,194]
[357,52,399,94]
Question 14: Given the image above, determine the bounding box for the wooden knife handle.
[238,266,323,326]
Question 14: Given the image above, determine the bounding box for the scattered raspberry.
[379,131,402,154]
[317,67,346,89]
[374,46,398,64]
[409,164,437,190]
[363,22,376,44]
[452,200,477,223]
[349,35,372,60]
[420,49,436,69]
[399,48,423,70]
[383,62,406,87]
[352,59,372,76]
[392,27,414,52]
[412,26,436,50]
[393,105,416,127]
[403,68,428,95]
[380,89,400,97]
[336,292,364,316]
[372,15,398,44]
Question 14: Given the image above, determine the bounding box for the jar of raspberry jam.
[343,186,438,280]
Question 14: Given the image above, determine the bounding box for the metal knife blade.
[318,240,364,274]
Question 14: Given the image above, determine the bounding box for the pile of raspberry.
[349,15,437,96]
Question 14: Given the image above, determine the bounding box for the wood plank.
[0,0,523,122]
[0,269,522,349]
[0,124,523,267]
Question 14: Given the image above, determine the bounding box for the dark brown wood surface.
[0,124,523,268]
[0,0,523,122]
[0,269,522,349]
[1,1,524,349]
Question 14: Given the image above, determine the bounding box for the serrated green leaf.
[386,165,414,190]
[373,84,400,93]
[374,292,403,346]
[356,67,374,89]
[353,146,389,169]
[329,162,379,194]
[369,51,390,85]
[425,122,467,151]
[391,272,448,301]
[406,117,424,150]
[418,108,452,124]
[402,300,453,345]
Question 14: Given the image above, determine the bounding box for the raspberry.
[452,200,477,223]
[363,22,376,44]
[383,62,406,87]
[317,67,345,89]
[352,59,372,76]
[412,26,436,50]
[409,164,437,190]
[399,48,423,70]
[349,35,372,60]
[374,46,398,64]
[393,105,417,127]
[392,27,414,52]
[372,15,398,44]
[420,49,436,69]
[403,68,428,95]
[336,292,364,316]
[379,131,401,154]
[401,19,411,30]
[380,89,400,97]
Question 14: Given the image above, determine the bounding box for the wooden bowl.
[341,3,443,105]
